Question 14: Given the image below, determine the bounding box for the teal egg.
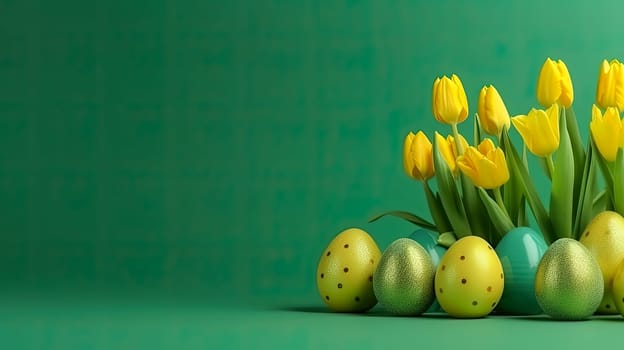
[408,229,447,313]
[494,227,548,315]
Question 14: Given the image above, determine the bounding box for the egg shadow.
[276,305,409,317]
[503,314,624,322]
[278,305,335,313]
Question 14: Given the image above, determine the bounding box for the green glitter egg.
[535,238,604,320]
[373,238,435,315]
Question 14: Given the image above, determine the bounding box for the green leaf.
[368,210,437,230]
[460,175,488,238]
[614,148,624,216]
[565,106,586,219]
[433,138,472,237]
[501,129,555,244]
[550,109,574,239]
[437,232,457,248]
[424,182,453,234]
[593,189,610,214]
[591,134,615,211]
[573,138,596,239]
[503,158,523,226]
[592,134,614,191]
[517,196,528,226]
[517,146,529,226]
[536,157,552,180]
[477,188,514,243]
[474,113,482,146]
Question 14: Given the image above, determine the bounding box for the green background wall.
[0,0,620,302]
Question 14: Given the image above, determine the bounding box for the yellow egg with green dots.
[579,210,624,314]
[316,228,381,312]
[435,236,504,318]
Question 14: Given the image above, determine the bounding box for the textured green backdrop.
[0,0,620,304]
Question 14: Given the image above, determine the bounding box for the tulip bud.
[432,74,469,125]
[596,59,624,111]
[403,131,434,181]
[590,104,624,162]
[536,58,574,108]
[478,85,511,137]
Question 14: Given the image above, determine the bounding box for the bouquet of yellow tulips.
[372,57,624,248]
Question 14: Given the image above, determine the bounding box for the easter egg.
[579,211,624,314]
[611,258,624,315]
[316,228,381,312]
[435,236,504,318]
[373,238,435,315]
[535,238,603,320]
[495,227,547,315]
[408,229,447,313]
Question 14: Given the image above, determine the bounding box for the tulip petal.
[432,74,469,124]
[457,145,509,189]
[478,85,511,136]
[511,107,560,157]
[537,58,561,107]
[403,132,416,178]
[590,105,622,162]
[557,60,574,107]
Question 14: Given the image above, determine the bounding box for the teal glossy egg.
[494,227,548,315]
[408,229,447,313]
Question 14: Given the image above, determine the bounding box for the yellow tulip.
[596,59,624,111]
[434,132,469,174]
[432,74,469,124]
[477,85,511,137]
[456,138,510,189]
[536,58,574,108]
[511,105,560,157]
[403,131,434,181]
[590,104,624,162]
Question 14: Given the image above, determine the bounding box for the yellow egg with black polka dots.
[435,236,504,318]
[316,228,381,312]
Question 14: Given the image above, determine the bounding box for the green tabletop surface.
[1,292,622,349]
[2,0,624,348]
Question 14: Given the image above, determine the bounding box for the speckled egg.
[579,211,624,314]
[408,229,447,313]
[373,238,435,315]
[316,227,382,312]
[435,236,504,318]
[535,238,603,320]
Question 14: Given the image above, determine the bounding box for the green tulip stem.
[493,187,510,219]
[546,154,555,180]
[451,122,465,155]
